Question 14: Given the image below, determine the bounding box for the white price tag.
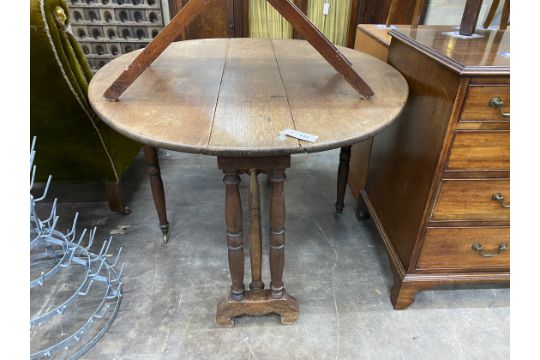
[279,129,319,143]
[323,2,330,16]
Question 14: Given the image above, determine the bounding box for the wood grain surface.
[267,0,374,98]
[431,179,510,222]
[417,227,509,270]
[446,131,510,171]
[103,0,215,101]
[389,26,510,75]
[461,86,510,121]
[89,39,408,156]
[355,25,392,62]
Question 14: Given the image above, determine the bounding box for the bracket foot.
[216,289,299,327]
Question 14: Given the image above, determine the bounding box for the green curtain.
[249,0,293,39]
[307,0,352,46]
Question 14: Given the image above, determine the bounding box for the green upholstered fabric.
[30,0,141,182]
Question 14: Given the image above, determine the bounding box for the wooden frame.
[104,0,374,101]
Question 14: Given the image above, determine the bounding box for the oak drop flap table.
[88,38,408,325]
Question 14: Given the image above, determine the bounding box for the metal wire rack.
[30,137,124,359]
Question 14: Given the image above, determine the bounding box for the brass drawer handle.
[472,243,508,257]
[492,193,510,208]
[488,96,510,118]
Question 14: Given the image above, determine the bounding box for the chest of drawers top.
[389,26,510,76]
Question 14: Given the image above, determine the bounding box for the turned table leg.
[248,169,264,292]
[216,156,299,327]
[335,146,351,217]
[143,146,169,243]
[269,169,286,299]
[223,170,246,302]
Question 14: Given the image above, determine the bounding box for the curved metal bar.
[35,175,53,202]
[30,140,124,359]
[30,232,69,289]
[31,263,123,359]
[30,246,92,326]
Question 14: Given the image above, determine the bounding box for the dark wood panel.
[365,38,461,270]
[417,227,509,271]
[355,0,425,24]
[189,0,229,38]
[431,179,510,222]
[169,0,247,39]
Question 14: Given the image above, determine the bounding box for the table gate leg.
[268,167,299,324]
[269,169,286,299]
[335,146,351,218]
[223,170,246,302]
[248,169,264,291]
[143,146,169,242]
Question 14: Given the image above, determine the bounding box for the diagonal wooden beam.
[103,0,216,101]
[267,0,374,98]
[104,0,373,101]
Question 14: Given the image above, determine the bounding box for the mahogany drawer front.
[417,227,509,271]
[431,179,510,222]
[446,131,509,171]
[461,86,510,121]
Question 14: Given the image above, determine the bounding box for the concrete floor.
[33,149,509,360]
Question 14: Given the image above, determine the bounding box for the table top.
[390,26,510,75]
[89,38,408,157]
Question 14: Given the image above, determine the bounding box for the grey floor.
[33,149,509,360]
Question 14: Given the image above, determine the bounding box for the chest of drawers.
[358,26,510,309]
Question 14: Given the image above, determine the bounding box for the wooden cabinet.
[358,26,510,309]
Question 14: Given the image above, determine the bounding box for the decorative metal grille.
[68,0,165,72]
